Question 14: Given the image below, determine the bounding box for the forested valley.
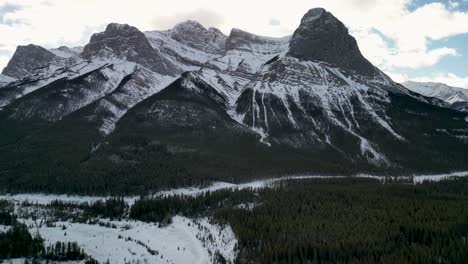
[1,177,468,263]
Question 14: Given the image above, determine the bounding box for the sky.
[1,0,468,88]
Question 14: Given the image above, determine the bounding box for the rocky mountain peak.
[287,8,377,76]
[1,44,58,78]
[170,20,226,54]
[82,23,146,58]
[82,23,178,76]
[94,23,141,40]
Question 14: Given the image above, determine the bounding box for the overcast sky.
[1,0,468,87]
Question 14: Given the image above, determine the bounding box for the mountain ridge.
[0,8,467,195]
[403,81,468,112]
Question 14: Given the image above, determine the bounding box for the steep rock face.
[82,23,178,76]
[233,56,401,164]
[1,44,59,78]
[287,8,377,76]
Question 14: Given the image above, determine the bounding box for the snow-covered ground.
[21,217,236,264]
[1,171,467,206]
[2,171,468,263]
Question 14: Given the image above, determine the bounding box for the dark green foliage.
[0,210,97,262]
[0,223,44,259]
[214,178,468,263]
[130,189,257,223]
[46,197,128,222]
[130,177,468,263]
[44,241,86,261]
[0,200,15,226]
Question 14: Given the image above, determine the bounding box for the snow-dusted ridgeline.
[403,81,468,105]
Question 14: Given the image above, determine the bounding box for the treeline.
[0,223,43,260]
[44,241,86,261]
[0,210,98,263]
[130,189,257,223]
[47,197,128,221]
[0,222,93,262]
[129,177,468,264]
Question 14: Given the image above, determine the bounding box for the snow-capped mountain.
[403,81,468,112]
[0,8,467,194]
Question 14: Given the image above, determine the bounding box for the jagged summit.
[287,8,377,76]
[172,20,208,32]
[1,44,58,78]
[169,20,226,54]
[82,23,178,75]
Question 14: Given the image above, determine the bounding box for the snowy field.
[20,217,236,264]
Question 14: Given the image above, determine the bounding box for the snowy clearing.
[20,216,236,264]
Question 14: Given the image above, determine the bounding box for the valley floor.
[1,171,468,264]
[1,170,467,205]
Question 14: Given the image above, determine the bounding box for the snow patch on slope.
[0,74,16,87]
[233,56,403,155]
[49,46,83,58]
[95,65,176,135]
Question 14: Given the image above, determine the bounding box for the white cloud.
[385,71,409,84]
[0,55,10,71]
[0,0,467,78]
[351,29,458,70]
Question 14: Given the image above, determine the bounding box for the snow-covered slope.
[0,21,226,136]
[49,46,83,59]
[403,81,468,113]
[0,74,15,88]
[403,81,468,104]
[144,20,226,71]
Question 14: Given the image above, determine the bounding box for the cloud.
[0,55,10,71]
[269,18,281,26]
[355,28,459,69]
[385,71,408,83]
[0,2,22,25]
[152,8,224,29]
